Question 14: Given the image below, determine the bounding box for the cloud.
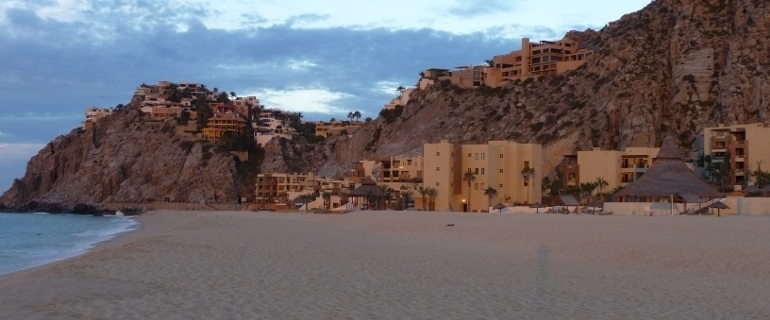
[249,87,353,114]
[445,0,512,18]
[0,143,45,163]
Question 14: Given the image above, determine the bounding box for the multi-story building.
[255,173,356,205]
[424,37,596,89]
[384,88,415,110]
[349,160,376,183]
[423,140,543,212]
[82,107,115,130]
[575,147,660,192]
[202,113,246,140]
[378,155,423,183]
[703,123,770,187]
[314,120,364,138]
[561,154,579,188]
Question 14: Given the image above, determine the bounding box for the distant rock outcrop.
[0,100,241,211]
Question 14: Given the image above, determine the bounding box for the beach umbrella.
[705,201,729,217]
[493,203,507,213]
[529,202,545,213]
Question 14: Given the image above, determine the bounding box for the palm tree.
[463,170,477,212]
[230,91,237,98]
[483,187,498,209]
[595,177,608,202]
[365,117,372,123]
[579,182,597,204]
[521,167,535,204]
[347,112,354,122]
[384,187,395,209]
[353,111,362,122]
[321,192,332,210]
[400,191,413,210]
[426,187,438,211]
[417,186,428,211]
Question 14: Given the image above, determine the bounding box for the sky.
[0,0,651,192]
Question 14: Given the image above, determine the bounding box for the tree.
[365,117,372,123]
[230,91,237,98]
[483,187,498,209]
[384,187,395,209]
[353,111,361,122]
[521,167,535,204]
[595,177,608,202]
[418,186,428,211]
[751,161,770,187]
[426,187,438,211]
[579,182,597,204]
[463,170,477,212]
[321,192,332,210]
[400,191,413,210]
[347,112,354,122]
[299,193,316,212]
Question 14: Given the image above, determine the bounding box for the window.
[524,161,530,168]
[475,153,479,160]
[436,167,440,171]
[474,183,479,190]
[499,154,504,158]
[499,184,503,188]
[435,182,440,186]
[474,168,479,174]
[468,153,472,158]
[524,178,529,187]
[481,168,485,175]
[407,159,412,165]
[499,169,504,173]
[481,183,485,189]
[481,153,485,160]
[436,152,440,156]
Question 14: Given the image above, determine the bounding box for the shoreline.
[0,211,183,285]
[2,210,769,318]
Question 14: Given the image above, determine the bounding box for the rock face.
[0,101,241,211]
[291,0,770,177]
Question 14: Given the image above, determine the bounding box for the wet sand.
[1,210,769,319]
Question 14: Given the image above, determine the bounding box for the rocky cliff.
[0,100,242,211]
[302,0,770,177]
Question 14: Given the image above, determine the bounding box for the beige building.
[575,147,660,192]
[378,155,423,183]
[82,107,115,130]
[314,120,364,138]
[423,140,542,212]
[703,123,770,187]
[202,113,246,140]
[424,37,595,89]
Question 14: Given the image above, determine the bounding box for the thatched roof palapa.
[349,178,384,197]
[616,136,724,201]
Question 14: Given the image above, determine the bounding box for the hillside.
[0,99,242,211]
[303,0,770,177]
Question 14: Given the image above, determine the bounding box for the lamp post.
[462,199,466,212]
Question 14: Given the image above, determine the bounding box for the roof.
[616,136,724,199]
[209,113,246,122]
[349,183,384,197]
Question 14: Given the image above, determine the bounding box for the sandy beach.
[1,211,770,319]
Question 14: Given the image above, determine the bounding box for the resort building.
[574,147,660,192]
[82,107,115,130]
[423,37,596,89]
[255,173,356,207]
[384,88,415,110]
[423,140,543,212]
[202,113,246,140]
[702,123,770,188]
[349,160,377,183]
[253,111,296,146]
[378,155,423,183]
[314,120,364,138]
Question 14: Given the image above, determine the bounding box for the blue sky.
[0,0,650,191]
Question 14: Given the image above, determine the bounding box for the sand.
[1,211,770,319]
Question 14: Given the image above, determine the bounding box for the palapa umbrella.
[529,202,545,213]
[705,200,729,217]
[493,203,507,214]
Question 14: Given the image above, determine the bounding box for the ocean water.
[0,212,139,275]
